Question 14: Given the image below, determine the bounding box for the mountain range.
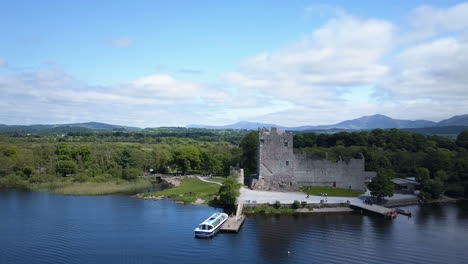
[187,114,468,131]
[0,122,140,133]
[1,114,467,133]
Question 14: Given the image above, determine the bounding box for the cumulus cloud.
[406,2,468,41]
[223,14,395,106]
[0,69,293,126]
[2,2,468,127]
[108,37,133,48]
[381,35,468,101]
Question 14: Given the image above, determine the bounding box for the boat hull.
[194,216,227,238]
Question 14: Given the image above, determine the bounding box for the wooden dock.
[350,202,396,218]
[220,203,246,232]
[220,215,246,232]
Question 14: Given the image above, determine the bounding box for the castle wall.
[293,154,365,191]
[257,128,295,189]
[255,127,367,191]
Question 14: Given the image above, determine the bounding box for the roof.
[391,178,420,185]
[200,212,225,225]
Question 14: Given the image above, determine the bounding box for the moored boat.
[194,212,228,238]
[395,208,412,216]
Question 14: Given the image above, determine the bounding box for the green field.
[301,186,363,197]
[141,177,220,204]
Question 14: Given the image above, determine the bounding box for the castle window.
[260,139,264,144]
[284,142,289,147]
[286,161,289,166]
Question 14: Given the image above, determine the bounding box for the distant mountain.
[437,114,468,127]
[188,114,438,131]
[0,122,140,133]
[187,121,286,130]
[314,114,437,130]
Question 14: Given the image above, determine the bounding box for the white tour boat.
[194,212,228,238]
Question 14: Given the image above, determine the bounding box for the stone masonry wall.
[254,127,367,191]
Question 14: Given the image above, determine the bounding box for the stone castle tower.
[254,127,369,191]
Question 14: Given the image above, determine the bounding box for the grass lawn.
[244,205,297,214]
[301,186,363,197]
[141,177,220,204]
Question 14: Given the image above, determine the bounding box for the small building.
[391,177,421,194]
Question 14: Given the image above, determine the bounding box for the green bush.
[55,160,76,176]
[445,185,464,197]
[274,200,281,209]
[122,168,140,181]
[292,200,301,209]
[72,173,89,183]
[91,173,113,182]
[217,175,242,208]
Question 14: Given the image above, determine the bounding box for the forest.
[0,128,245,194]
[240,128,468,199]
[1,127,468,199]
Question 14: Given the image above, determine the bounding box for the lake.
[1,189,467,264]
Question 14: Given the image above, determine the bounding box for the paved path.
[197,176,223,186]
[238,187,361,205]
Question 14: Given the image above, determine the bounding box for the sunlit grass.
[301,186,363,197]
[141,177,220,204]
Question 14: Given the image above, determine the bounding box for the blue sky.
[1,1,468,127]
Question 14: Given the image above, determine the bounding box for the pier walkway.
[349,202,396,217]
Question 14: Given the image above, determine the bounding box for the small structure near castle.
[252,127,373,191]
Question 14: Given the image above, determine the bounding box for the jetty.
[220,203,246,233]
[349,202,397,218]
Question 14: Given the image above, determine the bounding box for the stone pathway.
[238,187,361,205]
[196,176,223,186]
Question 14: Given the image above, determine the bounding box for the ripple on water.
[1,191,468,264]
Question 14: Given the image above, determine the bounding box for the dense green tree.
[415,167,430,185]
[217,175,241,208]
[239,131,258,175]
[3,146,18,157]
[368,168,395,199]
[72,145,92,164]
[116,149,132,169]
[55,160,76,176]
[456,130,468,149]
[172,146,201,173]
[122,168,140,180]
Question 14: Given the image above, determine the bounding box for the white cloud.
[223,14,395,106]
[380,34,468,101]
[2,3,468,127]
[406,2,468,41]
[108,37,133,48]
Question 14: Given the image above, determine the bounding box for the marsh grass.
[29,179,152,196]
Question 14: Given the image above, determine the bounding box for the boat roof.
[200,212,226,226]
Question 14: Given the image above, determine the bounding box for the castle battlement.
[254,127,368,191]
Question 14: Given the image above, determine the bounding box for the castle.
[252,127,373,191]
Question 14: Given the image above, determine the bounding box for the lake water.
[1,189,468,264]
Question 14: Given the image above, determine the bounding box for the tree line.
[0,136,241,187]
[239,129,468,199]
